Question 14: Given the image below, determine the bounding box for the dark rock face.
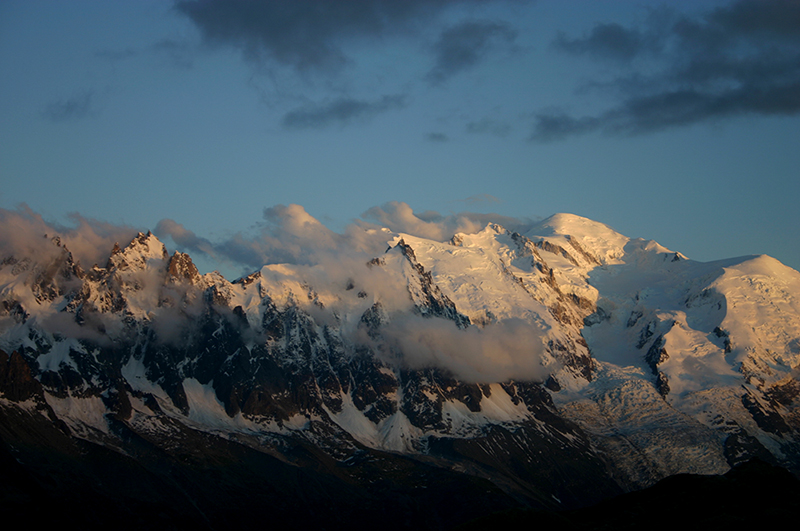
[713,326,733,353]
[0,350,45,403]
[0,397,520,531]
[394,239,471,328]
[741,389,792,436]
[167,251,199,282]
[645,335,670,396]
[535,239,580,266]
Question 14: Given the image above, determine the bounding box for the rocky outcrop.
[394,239,471,328]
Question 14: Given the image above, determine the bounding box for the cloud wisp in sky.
[282,94,407,129]
[426,20,517,85]
[534,0,800,141]
[157,203,374,275]
[465,118,512,137]
[426,132,449,143]
[42,91,95,122]
[361,201,535,242]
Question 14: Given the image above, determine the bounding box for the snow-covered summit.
[531,213,622,240]
[527,213,628,265]
[107,231,168,271]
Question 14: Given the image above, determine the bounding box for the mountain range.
[2,213,799,528]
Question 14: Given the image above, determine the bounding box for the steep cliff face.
[1,213,800,520]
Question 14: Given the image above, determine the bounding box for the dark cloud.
[426,132,449,142]
[173,0,523,131]
[97,40,195,70]
[154,219,215,257]
[552,22,654,62]
[426,20,517,84]
[282,94,406,128]
[174,0,466,75]
[155,217,267,271]
[530,113,601,142]
[536,0,800,140]
[42,91,94,122]
[152,38,196,69]
[465,117,512,137]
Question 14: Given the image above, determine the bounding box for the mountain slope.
[1,214,799,522]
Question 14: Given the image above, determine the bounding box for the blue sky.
[2,0,799,278]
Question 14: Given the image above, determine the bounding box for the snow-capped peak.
[527,213,629,266]
[107,232,168,272]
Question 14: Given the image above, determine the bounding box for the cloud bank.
[426,20,517,84]
[1,203,551,384]
[361,201,534,242]
[378,315,552,383]
[175,0,477,75]
[0,206,140,268]
[156,202,527,272]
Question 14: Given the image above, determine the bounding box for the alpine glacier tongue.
[1,214,800,520]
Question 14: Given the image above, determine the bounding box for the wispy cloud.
[154,201,537,274]
[152,38,196,69]
[173,0,524,131]
[0,206,139,267]
[465,117,512,137]
[281,94,406,128]
[426,132,449,142]
[426,20,517,85]
[42,91,94,122]
[534,0,800,141]
[156,204,349,271]
[552,21,663,62]
[361,201,533,241]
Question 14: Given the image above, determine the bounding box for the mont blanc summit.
[2,213,799,528]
